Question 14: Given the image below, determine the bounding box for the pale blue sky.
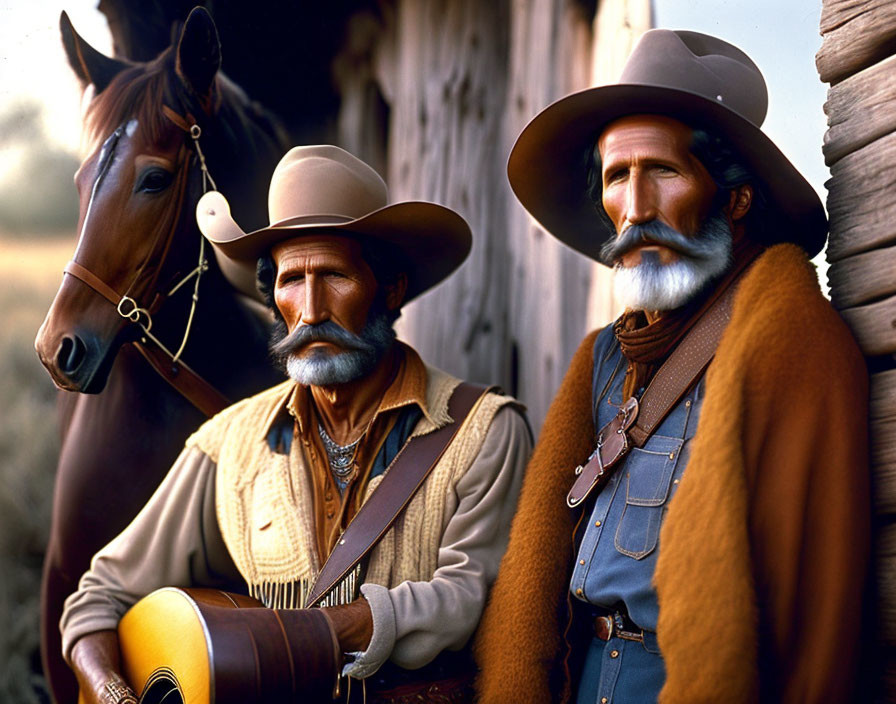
[655,0,829,206]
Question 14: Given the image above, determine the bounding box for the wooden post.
[817,1,896,698]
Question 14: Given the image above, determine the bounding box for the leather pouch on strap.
[567,396,639,507]
[566,277,739,508]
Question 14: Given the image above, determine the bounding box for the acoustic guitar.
[86,587,340,704]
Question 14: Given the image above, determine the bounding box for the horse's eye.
[136,168,174,194]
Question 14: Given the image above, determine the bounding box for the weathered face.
[272,233,380,353]
[598,114,718,268]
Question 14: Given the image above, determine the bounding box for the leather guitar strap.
[566,277,740,508]
[305,382,491,607]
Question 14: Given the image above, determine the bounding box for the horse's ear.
[60,11,128,93]
[175,7,221,101]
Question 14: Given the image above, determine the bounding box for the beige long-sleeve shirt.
[61,385,530,677]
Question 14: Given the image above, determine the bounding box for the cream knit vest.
[187,365,515,609]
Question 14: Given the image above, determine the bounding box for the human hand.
[321,597,374,652]
[69,631,138,704]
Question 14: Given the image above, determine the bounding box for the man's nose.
[623,173,657,226]
[300,277,328,325]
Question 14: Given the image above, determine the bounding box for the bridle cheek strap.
[64,259,123,307]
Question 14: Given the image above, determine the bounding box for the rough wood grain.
[820,0,875,33]
[374,0,514,400]
[824,131,896,262]
[816,0,896,85]
[878,523,896,645]
[839,295,896,357]
[871,427,896,515]
[823,54,896,166]
[828,243,896,310]
[870,372,896,514]
[499,0,600,430]
[871,370,896,421]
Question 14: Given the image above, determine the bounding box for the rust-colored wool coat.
[475,244,870,703]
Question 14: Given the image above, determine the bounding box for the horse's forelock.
[83,49,177,150]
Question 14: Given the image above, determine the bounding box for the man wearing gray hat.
[61,145,531,703]
[477,30,869,702]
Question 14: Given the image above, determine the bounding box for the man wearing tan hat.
[476,30,869,702]
[61,145,531,703]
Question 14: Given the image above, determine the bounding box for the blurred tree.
[0,101,79,235]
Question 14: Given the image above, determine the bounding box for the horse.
[33,9,288,701]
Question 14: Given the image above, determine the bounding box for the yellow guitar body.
[119,587,212,703]
[76,587,340,704]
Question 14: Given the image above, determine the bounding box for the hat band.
[268,213,356,229]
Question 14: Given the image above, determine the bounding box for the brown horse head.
[35,8,282,393]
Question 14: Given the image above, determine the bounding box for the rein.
[62,105,230,417]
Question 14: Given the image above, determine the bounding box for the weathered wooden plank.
[816,0,896,85]
[820,0,874,34]
[825,131,896,262]
[839,294,896,357]
[376,0,514,398]
[877,523,896,645]
[871,372,896,514]
[823,54,896,166]
[499,0,600,430]
[871,370,896,421]
[871,420,896,515]
[828,243,896,310]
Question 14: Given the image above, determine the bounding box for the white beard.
[612,243,732,312]
[285,348,373,386]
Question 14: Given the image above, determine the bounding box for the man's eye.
[135,167,174,193]
[604,170,626,184]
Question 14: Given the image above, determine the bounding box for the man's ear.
[384,273,409,311]
[726,184,753,221]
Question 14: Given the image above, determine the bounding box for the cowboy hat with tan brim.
[197,145,472,302]
[507,29,827,264]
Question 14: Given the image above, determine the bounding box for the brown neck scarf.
[614,237,765,400]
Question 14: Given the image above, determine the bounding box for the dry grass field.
[0,232,75,703]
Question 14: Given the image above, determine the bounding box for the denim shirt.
[571,325,704,704]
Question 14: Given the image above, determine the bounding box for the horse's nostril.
[57,335,87,374]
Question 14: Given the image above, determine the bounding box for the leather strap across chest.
[566,278,739,508]
[305,382,490,607]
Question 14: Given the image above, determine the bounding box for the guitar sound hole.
[140,668,185,704]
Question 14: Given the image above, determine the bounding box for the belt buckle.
[594,614,614,641]
[613,613,644,644]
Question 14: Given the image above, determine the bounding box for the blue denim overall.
[571,326,704,704]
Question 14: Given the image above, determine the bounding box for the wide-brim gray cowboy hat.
[197,144,472,302]
[507,29,827,263]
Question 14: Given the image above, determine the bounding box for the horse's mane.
[83,49,178,147]
[83,46,282,155]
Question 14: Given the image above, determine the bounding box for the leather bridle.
[62,105,230,416]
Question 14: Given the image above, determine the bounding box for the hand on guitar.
[69,630,138,704]
[321,597,374,653]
